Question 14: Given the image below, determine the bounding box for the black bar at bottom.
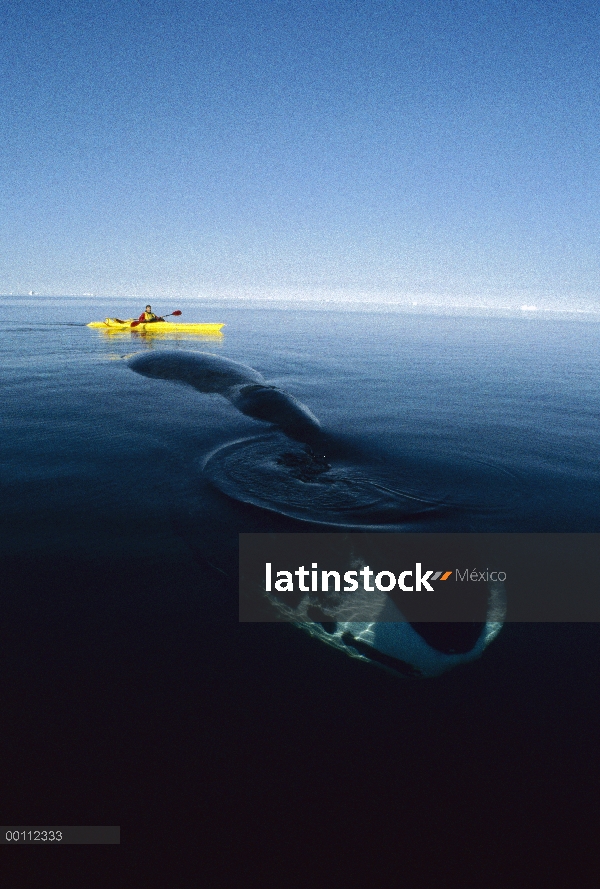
[1,827,120,844]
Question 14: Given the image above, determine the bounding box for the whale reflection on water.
[128,349,505,677]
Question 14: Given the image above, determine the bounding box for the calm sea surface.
[1,296,598,873]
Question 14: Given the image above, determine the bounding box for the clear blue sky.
[1,0,599,305]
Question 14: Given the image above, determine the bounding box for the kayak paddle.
[130,310,182,328]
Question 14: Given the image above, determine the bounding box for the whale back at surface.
[229,384,321,440]
[128,351,265,395]
[128,350,322,440]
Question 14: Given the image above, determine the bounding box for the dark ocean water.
[1,296,598,880]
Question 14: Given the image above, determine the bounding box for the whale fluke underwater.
[128,349,505,678]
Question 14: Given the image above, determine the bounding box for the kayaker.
[138,305,164,323]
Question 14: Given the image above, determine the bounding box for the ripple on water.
[202,434,460,528]
[201,433,523,528]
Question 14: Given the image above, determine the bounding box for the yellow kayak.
[88,318,224,334]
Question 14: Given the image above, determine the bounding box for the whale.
[128,349,505,678]
[128,351,322,443]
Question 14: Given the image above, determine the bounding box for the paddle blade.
[130,320,141,327]
[171,310,182,316]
